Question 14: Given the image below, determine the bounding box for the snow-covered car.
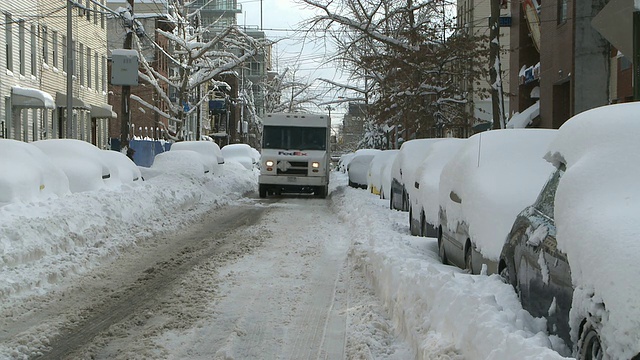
[409,138,466,237]
[389,138,442,211]
[338,152,355,173]
[32,139,112,193]
[221,143,257,170]
[151,150,207,177]
[100,150,143,185]
[347,149,381,188]
[170,141,223,175]
[367,150,398,197]
[438,129,557,275]
[0,139,70,206]
[499,103,640,359]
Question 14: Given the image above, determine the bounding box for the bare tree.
[263,67,325,113]
[128,0,267,141]
[301,0,487,139]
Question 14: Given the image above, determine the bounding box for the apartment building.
[1,0,112,148]
[509,0,610,129]
[457,0,511,131]
[1,1,52,141]
[106,0,174,142]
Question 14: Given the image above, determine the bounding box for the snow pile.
[0,163,258,303]
[331,172,569,359]
[438,129,557,262]
[546,102,640,359]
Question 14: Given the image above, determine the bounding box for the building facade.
[510,0,611,129]
[106,1,174,143]
[457,0,511,131]
[1,0,112,148]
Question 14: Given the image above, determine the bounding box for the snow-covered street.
[1,167,571,359]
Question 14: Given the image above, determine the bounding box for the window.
[19,20,25,75]
[620,56,632,71]
[102,55,106,92]
[62,35,67,72]
[42,26,48,64]
[5,14,12,71]
[52,31,58,67]
[86,0,91,21]
[95,52,99,91]
[558,0,568,24]
[249,62,261,75]
[86,47,92,88]
[262,126,327,151]
[78,43,84,85]
[535,166,565,219]
[31,24,36,75]
[94,4,98,25]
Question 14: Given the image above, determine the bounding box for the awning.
[90,103,117,119]
[11,86,55,109]
[55,92,91,110]
[506,101,540,129]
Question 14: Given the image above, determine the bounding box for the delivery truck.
[258,113,331,198]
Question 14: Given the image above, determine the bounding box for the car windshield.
[534,165,565,219]
[262,126,326,150]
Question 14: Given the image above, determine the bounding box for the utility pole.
[634,11,640,100]
[66,0,73,138]
[120,0,134,149]
[489,0,506,129]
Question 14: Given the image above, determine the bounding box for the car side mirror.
[449,191,462,204]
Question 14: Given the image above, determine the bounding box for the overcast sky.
[239,0,349,121]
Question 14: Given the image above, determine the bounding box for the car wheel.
[409,207,419,236]
[438,228,448,265]
[380,188,384,199]
[465,243,473,274]
[420,211,427,237]
[259,184,267,198]
[578,324,604,360]
[389,192,394,210]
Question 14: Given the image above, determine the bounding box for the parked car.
[437,129,557,275]
[409,138,465,237]
[389,138,442,211]
[367,150,399,198]
[499,103,640,359]
[32,139,112,193]
[347,149,381,188]
[221,143,258,170]
[151,150,207,177]
[170,141,223,174]
[338,152,355,173]
[0,139,69,205]
[100,150,143,185]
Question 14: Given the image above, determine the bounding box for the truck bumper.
[259,175,327,186]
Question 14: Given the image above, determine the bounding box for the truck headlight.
[311,162,320,168]
[265,160,275,167]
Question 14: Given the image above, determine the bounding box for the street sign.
[591,0,633,60]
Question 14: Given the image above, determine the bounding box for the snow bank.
[0,164,258,302]
[331,172,569,360]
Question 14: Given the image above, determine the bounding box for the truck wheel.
[259,184,267,198]
[315,185,328,198]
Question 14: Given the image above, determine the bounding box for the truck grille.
[277,161,308,175]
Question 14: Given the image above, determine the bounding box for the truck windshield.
[263,126,327,150]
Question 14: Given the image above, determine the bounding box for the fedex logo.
[278,151,308,156]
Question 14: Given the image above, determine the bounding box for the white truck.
[259,113,331,198]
